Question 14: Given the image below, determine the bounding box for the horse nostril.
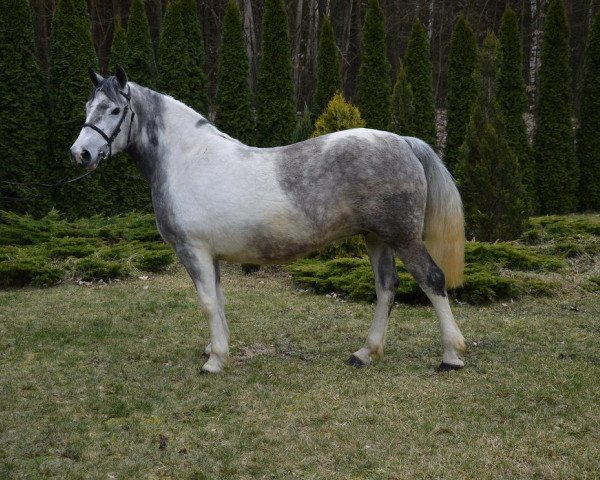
[81,149,91,161]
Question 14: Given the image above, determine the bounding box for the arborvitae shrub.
[0,0,50,215]
[444,15,477,172]
[311,16,341,126]
[101,24,152,215]
[456,33,527,242]
[312,92,366,137]
[291,111,314,143]
[533,0,577,214]
[158,0,207,113]
[356,0,391,131]
[255,0,295,147]
[577,11,600,211]
[126,0,156,87]
[215,0,254,145]
[109,24,128,72]
[389,65,413,135]
[498,5,535,210]
[48,0,100,218]
[405,19,437,148]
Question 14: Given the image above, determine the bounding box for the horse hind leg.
[347,235,398,367]
[394,239,466,370]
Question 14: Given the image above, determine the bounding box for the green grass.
[1,264,599,479]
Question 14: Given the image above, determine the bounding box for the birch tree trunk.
[304,0,320,107]
[292,0,304,106]
[240,0,258,92]
[528,0,546,107]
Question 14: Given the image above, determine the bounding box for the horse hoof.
[346,354,366,368]
[436,362,463,372]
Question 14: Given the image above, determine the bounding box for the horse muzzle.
[70,146,105,171]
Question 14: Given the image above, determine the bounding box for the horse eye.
[111,107,121,115]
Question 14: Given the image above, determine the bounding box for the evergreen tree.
[444,15,477,172]
[215,0,254,145]
[389,64,413,135]
[0,0,50,215]
[291,111,313,143]
[126,0,155,87]
[532,0,577,214]
[311,16,341,126]
[456,33,527,242]
[158,0,207,113]
[256,0,295,147]
[498,5,535,209]
[109,24,128,73]
[312,92,366,137]
[101,23,152,214]
[356,0,390,131]
[405,19,437,148]
[576,11,600,211]
[48,0,99,217]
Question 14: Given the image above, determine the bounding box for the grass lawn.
[1,263,599,479]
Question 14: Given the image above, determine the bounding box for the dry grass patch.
[1,263,599,479]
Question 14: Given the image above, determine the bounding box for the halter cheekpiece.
[82,86,136,159]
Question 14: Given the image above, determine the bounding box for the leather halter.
[82,87,136,159]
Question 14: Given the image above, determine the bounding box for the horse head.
[70,66,135,171]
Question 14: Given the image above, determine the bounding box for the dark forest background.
[29,0,600,116]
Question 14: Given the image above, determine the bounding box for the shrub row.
[287,215,600,304]
[0,211,174,287]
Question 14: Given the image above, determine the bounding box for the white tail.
[404,137,465,288]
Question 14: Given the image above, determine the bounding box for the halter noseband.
[82,86,136,159]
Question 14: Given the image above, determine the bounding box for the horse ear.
[89,68,103,87]
[115,66,128,89]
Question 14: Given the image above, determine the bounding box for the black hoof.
[436,362,463,372]
[346,354,366,368]
[199,368,212,375]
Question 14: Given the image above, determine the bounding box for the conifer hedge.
[158,0,207,114]
[101,24,152,214]
[444,15,477,172]
[405,20,437,148]
[215,0,254,145]
[457,33,527,242]
[0,0,50,215]
[311,16,341,126]
[533,0,577,214]
[126,0,156,87]
[109,24,128,73]
[389,65,413,135]
[356,0,391,131]
[48,0,99,218]
[256,0,295,147]
[577,11,600,211]
[498,5,535,210]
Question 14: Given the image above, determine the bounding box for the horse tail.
[404,137,465,289]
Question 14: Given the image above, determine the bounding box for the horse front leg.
[177,247,229,373]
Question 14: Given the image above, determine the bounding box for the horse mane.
[89,76,127,105]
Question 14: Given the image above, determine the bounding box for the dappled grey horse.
[70,67,467,373]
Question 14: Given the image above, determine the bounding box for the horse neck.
[126,84,218,183]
